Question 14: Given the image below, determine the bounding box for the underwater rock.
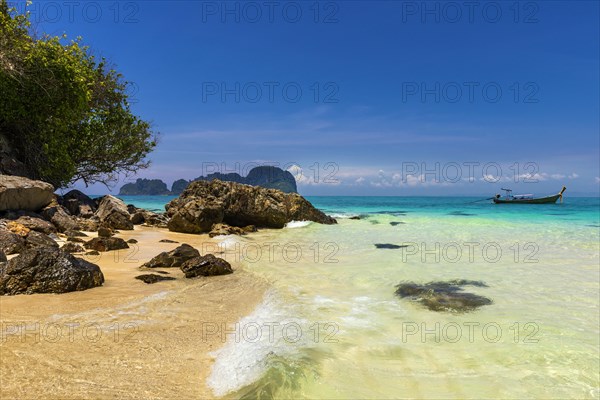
[374,243,409,249]
[395,280,492,312]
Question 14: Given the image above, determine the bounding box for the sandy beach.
[0,226,268,399]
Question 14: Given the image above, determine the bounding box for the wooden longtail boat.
[493,186,566,204]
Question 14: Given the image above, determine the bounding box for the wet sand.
[0,226,267,399]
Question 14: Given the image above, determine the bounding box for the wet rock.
[62,242,85,253]
[208,223,246,238]
[97,226,114,238]
[0,247,104,295]
[135,274,176,284]
[84,237,129,252]
[142,244,199,268]
[0,229,26,254]
[159,239,179,243]
[374,243,409,249]
[180,254,233,278]
[61,190,97,218]
[25,231,58,249]
[395,280,492,312]
[0,175,55,212]
[166,179,336,234]
[349,216,361,220]
[95,195,133,230]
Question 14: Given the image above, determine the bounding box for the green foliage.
[0,0,156,188]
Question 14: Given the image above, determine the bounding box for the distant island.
[119,166,298,195]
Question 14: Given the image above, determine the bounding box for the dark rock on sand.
[65,230,87,238]
[375,243,409,249]
[389,222,405,226]
[86,250,100,256]
[0,175,55,212]
[0,247,104,295]
[135,274,176,284]
[97,226,114,238]
[142,244,199,268]
[180,254,233,278]
[84,237,129,252]
[166,179,336,234]
[62,242,86,253]
[159,239,179,243]
[395,280,492,312]
[95,195,134,230]
[67,236,86,243]
[127,239,138,244]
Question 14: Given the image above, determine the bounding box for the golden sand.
[0,226,267,399]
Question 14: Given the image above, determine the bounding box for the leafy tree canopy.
[0,0,156,188]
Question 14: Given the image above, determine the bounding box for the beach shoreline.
[0,226,268,399]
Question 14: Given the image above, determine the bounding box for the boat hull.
[493,194,561,204]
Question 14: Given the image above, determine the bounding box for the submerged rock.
[395,280,492,312]
[95,195,133,230]
[84,237,129,252]
[374,243,409,249]
[0,175,55,212]
[389,222,405,226]
[180,254,233,278]
[166,179,336,234]
[142,244,199,268]
[135,274,176,284]
[0,247,104,295]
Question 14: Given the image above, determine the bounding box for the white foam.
[285,220,313,229]
[207,290,311,397]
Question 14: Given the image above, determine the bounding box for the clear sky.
[16,0,600,196]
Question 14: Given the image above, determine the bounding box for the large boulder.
[0,175,54,211]
[12,215,57,234]
[180,254,233,278]
[95,195,133,230]
[61,190,97,218]
[84,237,129,252]
[165,180,336,234]
[25,231,58,250]
[40,202,79,233]
[0,247,104,295]
[142,244,199,268]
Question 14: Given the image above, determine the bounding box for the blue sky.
[15,0,600,196]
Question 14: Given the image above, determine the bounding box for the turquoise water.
[121,195,599,399]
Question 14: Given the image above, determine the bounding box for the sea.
[117,195,600,399]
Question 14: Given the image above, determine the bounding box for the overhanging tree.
[0,0,157,188]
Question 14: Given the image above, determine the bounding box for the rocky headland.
[118,165,298,195]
